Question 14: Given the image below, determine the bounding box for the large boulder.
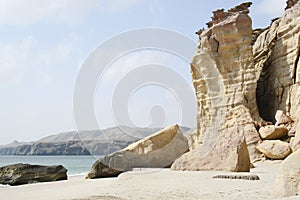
[256,140,292,159]
[86,124,188,178]
[258,125,288,140]
[171,126,251,172]
[0,163,67,186]
[273,149,300,197]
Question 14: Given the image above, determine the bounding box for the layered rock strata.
[190,2,261,155]
[172,3,262,171]
[254,0,300,122]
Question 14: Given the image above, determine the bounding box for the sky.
[0,0,286,144]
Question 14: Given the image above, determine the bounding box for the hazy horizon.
[0,0,286,145]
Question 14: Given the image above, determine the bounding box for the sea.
[0,155,103,176]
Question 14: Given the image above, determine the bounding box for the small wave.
[68,172,87,177]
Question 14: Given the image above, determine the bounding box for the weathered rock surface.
[273,149,300,197]
[86,124,188,178]
[0,163,67,186]
[171,125,250,172]
[222,106,262,161]
[290,84,300,152]
[292,119,300,152]
[256,140,292,159]
[254,1,300,123]
[258,125,288,140]
[188,3,261,163]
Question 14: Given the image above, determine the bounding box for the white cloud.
[0,0,144,26]
[0,35,81,87]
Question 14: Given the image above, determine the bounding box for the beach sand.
[0,160,299,200]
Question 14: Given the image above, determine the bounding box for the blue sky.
[0,0,286,144]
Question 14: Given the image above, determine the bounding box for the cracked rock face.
[254,1,300,123]
[181,3,261,166]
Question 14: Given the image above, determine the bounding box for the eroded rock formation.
[172,1,300,178]
[172,3,262,171]
[254,0,300,122]
[191,2,261,154]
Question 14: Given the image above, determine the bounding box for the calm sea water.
[0,155,102,175]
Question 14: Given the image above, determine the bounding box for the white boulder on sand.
[86,124,189,178]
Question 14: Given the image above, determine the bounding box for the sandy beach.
[0,160,298,200]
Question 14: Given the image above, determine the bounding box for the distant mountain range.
[0,126,192,156]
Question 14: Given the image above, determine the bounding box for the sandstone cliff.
[172,1,300,175]
[183,3,261,163]
[254,0,300,123]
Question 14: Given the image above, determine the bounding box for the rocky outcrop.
[87,124,188,178]
[0,163,67,186]
[254,1,300,123]
[273,149,300,197]
[258,125,288,140]
[172,3,261,172]
[256,140,292,159]
[171,1,300,197]
[171,122,251,172]
[188,3,261,160]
